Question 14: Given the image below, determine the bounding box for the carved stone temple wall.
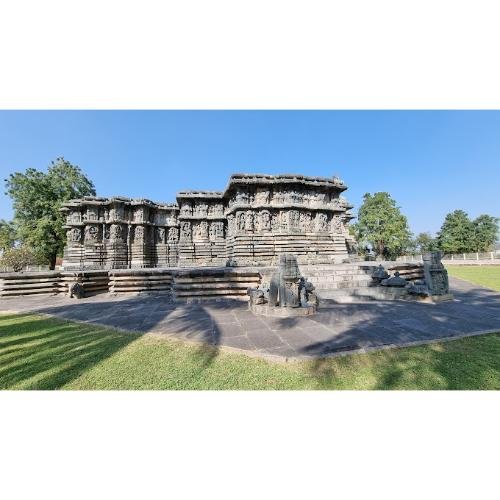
[61,173,355,270]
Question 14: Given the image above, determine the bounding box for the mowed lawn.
[1,312,498,390]
[447,264,500,291]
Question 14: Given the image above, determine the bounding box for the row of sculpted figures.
[228,187,349,209]
[226,209,349,235]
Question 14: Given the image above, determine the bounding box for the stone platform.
[249,302,317,317]
[1,277,498,360]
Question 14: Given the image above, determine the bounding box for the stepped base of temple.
[1,262,425,301]
[318,287,454,304]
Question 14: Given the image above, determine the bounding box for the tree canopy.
[0,220,16,252]
[415,232,438,253]
[436,210,475,253]
[4,158,95,268]
[355,192,412,259]
[473,214,498,252]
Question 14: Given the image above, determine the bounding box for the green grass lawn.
[1,313,498,390]
[447,265,500,291]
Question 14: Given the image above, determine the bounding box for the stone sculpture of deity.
[255,188,270,205]
[226,214,235,235]
[196,220,209,239]
[85,225,99,241]
[168,227,179,242]
[259,210,271,231]
[180,202,192,216]
[209,221,224,240]
[156,227,166,244]
[68,227,81,242]
[315,213,328,232]
[110,224,124,242]
[331,215,342,234]
[180,221,191,240]
[289,210,300,230]
[244,211,254,231]
[134,226,145,243]
[237,212,245,231]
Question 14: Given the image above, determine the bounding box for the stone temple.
[61,173,356,270]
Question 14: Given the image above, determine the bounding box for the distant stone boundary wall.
[442,260,500,266]
[397,252,499,265]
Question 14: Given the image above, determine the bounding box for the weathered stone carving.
[209,221,224,240]
[85,225,99,241]
[86,207,99,221]
[244,211,253,231]
[110,224,124,242]
[381,271,408,287]
[237,212,245,231]
[423,251,449,296]
[194,202,208,217]
[371,264,389,283]
[258,210,271,231]
[289,210,299,230]
[168,227,179,242]
[194,220,209,240]
[62,173,354,269]
[331,215,343,233]
[227,214,235,235]
[315,212,328,232]
[134,226,145,244]
[248,254,317,316]
[69,282,85,299]
[180,201,192,216]
[180,221,191,240]
[255,188,270,205]
[406,280,430,297]
[156,227,166,244]
[67,227,81,242]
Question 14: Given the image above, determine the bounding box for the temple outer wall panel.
[61,174,354,270]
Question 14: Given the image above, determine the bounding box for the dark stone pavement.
[1,277,499,359]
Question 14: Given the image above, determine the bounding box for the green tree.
[355,192,412,259]
[415,232,438,253]
[0,220,16,252]
[436,210,475,253]
[4,157,95,269]
[472,214,498,251]
[0,246,38,272]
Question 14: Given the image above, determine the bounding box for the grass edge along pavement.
[446,265,500,292]
[0,312,498,390]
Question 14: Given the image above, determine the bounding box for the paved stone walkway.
[1,277,499,359]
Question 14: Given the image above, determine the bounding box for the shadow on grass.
[0,313,143,390]
[306,331,500,390]
[0,297,243,389]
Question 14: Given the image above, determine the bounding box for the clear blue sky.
[0,111,498,235]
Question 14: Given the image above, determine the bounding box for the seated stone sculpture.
[381,271,408,287]
[372,264,389,283]
[69,282,85,299]
[299,277,318,307]
[405,280,430,296]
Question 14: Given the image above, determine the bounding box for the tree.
[437,210,475,254]
[4,157,95,269]
[473,214,498,251]
[0,219,16,252]
[0,246,38,272]
[355,192,413,259]
[415,232,438,253]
